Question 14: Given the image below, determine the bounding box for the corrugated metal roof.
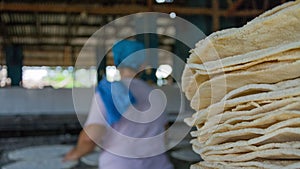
[0,0,289,66]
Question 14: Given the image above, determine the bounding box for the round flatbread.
[81,151,99,167]
[8,145,73,161]
[191,160,300,169]
[2,158,78,169]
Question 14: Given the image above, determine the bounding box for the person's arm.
[63,124,105,161]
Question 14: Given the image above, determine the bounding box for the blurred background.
[0,0,292,168]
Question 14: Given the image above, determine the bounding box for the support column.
[63,46,72,66]
[5,44,23,86]
[212,0,220,32]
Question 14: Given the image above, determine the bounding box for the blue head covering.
[97,40,145,125]
[112,40,145,71]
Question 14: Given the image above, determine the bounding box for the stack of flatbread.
[182,1,300,168]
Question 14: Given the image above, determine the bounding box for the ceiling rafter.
[0,3,264,16]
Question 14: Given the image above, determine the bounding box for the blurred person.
[64,40,174,169]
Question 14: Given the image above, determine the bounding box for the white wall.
[0,86,193,116]
[0,87,92,115]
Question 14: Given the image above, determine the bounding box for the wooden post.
[212,0,220,32]
[147,0,153,11]
[64,46,72,66]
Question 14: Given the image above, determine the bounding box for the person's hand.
[63,125,104,162]
[63,147,81,162]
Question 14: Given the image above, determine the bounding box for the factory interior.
[0,0,294,169]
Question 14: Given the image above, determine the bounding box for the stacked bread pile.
[182,1,300,168]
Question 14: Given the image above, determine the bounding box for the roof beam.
[220,9,264,17]
[0,3,149,15]
[153,5,212,15]
[0,3,263,16]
